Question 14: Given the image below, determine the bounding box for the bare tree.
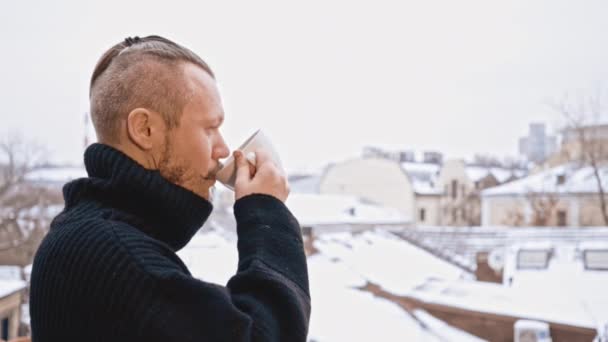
[526,191,560,226]
[551,90,608,225]
[0,133,54,256]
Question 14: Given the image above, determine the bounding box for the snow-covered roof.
[410,179,442,195]
[285,194,410,226]
[313,230,467,296]
[401,162,440,177]
[0,266,26,299]
[25,166,87,184]
[407,277,607,330]
[401,162,442,195]
[288,174,321,194]
[0,280,26,298]
[179,229,477,341]
[407,240,608,330]
[0,266,22,280]
[465,166,523,184]
[482,164,608,196]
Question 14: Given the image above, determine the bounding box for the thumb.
[234,150,251,184]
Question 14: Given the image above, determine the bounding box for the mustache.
[204,162,224,180]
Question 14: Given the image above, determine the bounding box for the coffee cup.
[215,129,283,190]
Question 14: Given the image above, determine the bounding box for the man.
[29,35,310,341]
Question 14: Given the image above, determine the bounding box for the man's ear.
[126,108,165,150]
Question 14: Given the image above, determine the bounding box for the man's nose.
[213,136,230,160]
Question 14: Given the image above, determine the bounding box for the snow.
[409,276,608,330]
[408,241,608,330]
[465,166,521,184]
[21,303,30,327]
[482,163,608,196]
[401,162,442,195]
[0,280,26,298]
[401,162,440,176]
[285,194,410,226]
[177,231,239,284]
[288,174,321,194]
[465,167,493,183]
[307,255,433,342]
[411,179,442,195]
[313,230,466,296]
[412,309,486,341]
[0,266,22,280]
[23,264,33,282]
[179,229,479,341]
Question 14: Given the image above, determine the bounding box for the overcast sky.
[1,0,608,172]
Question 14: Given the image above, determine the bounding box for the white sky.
[1,0,608,172]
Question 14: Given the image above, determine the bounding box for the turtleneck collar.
[62,143,213,251]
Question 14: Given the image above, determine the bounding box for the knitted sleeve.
[129,194,311,341]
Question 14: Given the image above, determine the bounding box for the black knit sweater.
[29,143,310,341]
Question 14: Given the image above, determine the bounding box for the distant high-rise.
[518,123,556,164]
[423,151,443,165]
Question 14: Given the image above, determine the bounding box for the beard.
[157,133,213,200]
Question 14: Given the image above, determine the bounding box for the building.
[519,123,557,164]
[560,123,608,164]
[423,151,443,165]
[319,157,527,227]
[437,160,524,226]
[0,267,26,341]
[362,145,415,163]
[361,145,444,166]
[541,123,608,168]
[319,158,442,226]
[481,163,608,226]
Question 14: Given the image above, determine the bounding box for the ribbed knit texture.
[29,143,310,342]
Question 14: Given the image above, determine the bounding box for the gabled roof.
[481,164,608,196]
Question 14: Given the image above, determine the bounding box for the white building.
[319,158,442,226]
[481,164,608,226]
[437,160,524,226]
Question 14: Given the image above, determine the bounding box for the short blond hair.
[89,36,214,143]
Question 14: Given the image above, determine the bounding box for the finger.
[248,162,256,178]
[234,150,252,183]
[253,149,272,169]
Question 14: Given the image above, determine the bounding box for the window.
[419,208,426,222]
[517,249,551,269]
[584,249,608,270]
[557,210,567,227]
[1,317,8,341]
[461,184,466,197]
[451,180,458,199]
[452,208,458,222]
[556,174,566,185]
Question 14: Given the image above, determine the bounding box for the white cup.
[215,129,283,190]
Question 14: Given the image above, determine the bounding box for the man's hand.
[233,149,290,202]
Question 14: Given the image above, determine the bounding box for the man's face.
[158,63,230,200]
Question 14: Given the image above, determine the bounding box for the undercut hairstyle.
[89,35,214,143]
